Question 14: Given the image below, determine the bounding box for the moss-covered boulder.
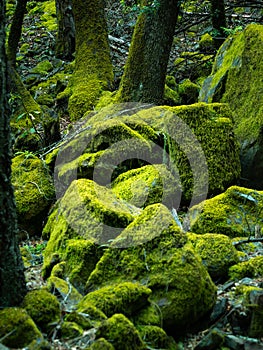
[95,314,145,350]
[89,338,115,349]
[85,103,240,204]
[12,154,55,237]
[137,325,177,350]
[228,256,263,280]
[42,179,141,291]
[47,276,83,307]
[111,164,181,209]
[60,321,83,339]
[187,233,239,281]
[199,24,263,189]
[78,282,151,318]
[21,289,61,332]
[189,186,263,238]
[87,230,216,335]
[0,307,43,348]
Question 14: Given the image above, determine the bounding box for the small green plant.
[24,241,47,255]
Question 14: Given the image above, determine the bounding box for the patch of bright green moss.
[87,230,216,334]
[199,24,263,143]
[137,325,177,349]
[89,338,115,349]
[190,186,263,237]
[0,307,42,348]
[187,232,239,280]
[22,289,60,332]
[111,164,181,209]
[12,154,55,236]
[47,276,83,306]
[229,256,263,280]
[60,321,83,339]
[96,314,145,350]
[78,282,151,318]
[30,60,53,76]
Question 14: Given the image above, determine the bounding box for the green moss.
[0,307,42,348]
[39,0,57,31]
[89,338,115,349]
[178,79,200,104]
[111,164,181,209]
[199,33,214,53]
[87,230,216,334]
[190,186,263,237]
[228,256,263,280]
[47,276,83,306]
[96,314,145,350]
[199,24,263,143]
[30,60,53,76]
[68,0,113,119]
[77,302,107,323]
[11,154,55,236]
[137,325,178,349]
[22,289,60,332]
[64,311,93,330]
[111,203,182,248]
[187,233,239,280]
[60,321,83,339]
[78,282,151,318]
[163,84,181,106]
[132,304,162,327]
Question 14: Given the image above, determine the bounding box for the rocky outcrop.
[199,24,263,189]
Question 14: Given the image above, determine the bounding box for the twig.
[233,237,263,247]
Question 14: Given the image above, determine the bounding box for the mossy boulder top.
[12,154,55,237]
[199,24,263,189]
[189,185,263,237]
[55,102,240,206]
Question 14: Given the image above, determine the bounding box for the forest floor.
[9,0,263,349]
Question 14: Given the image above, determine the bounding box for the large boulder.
[189,186,263,238]
[86,205,216,335]
[42,178,141,292]
[199,24,263,189]
[12,154,55,237]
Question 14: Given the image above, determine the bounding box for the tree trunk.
[117,0,180,104]
[7,0,28,67]
[68,0,114,119]
[0,0,27,307]
[210,0,227,49]
[55,0,75,60]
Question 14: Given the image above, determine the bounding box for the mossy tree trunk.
[117,0,180,104]
[55,0,75,60]
[68,0,114,119]
[210,0,227,49]
[0,0,27,307]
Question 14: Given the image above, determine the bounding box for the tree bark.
[210,0,227,49]
[0,0,27,307]
[55,0,75,60]
[117,0,180,104]
[7,0,28,67]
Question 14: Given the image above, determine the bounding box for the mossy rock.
[137,325,178,349]
[87,231,216,334]
[199,33,214,53]
[30,60,53,76]
[187,233,239,281]
[199,24,263,188]
[47,276,83,307]
[178,79,200,104]
[163,84,181,106]
[228,256,263,280]
[60,321,83,339]
[55,118,154,191]
[11,154,55,237]
[64,311,93,330]
[89,338,115,349]
[0,307,43,348]
[95,314,145,350]
[111,164,181,209]
[190,186,263,238]
[111,203,182,248]
[78,282,151,318]
[22,289,60,332]
[42,179,141,290]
